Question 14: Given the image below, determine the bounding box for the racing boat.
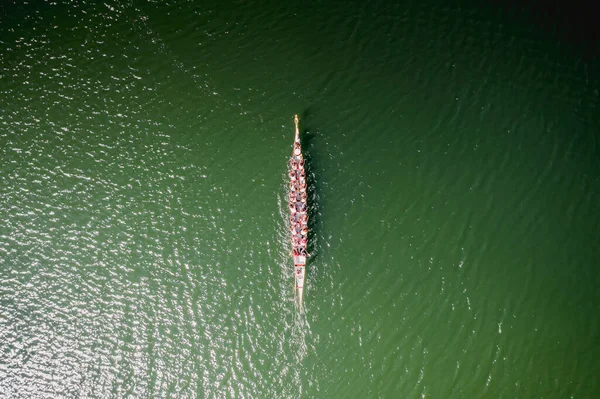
[289,115,308,309]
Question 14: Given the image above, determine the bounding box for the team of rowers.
[289,141,308,257]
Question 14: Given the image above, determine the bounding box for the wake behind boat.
[288,115,309,309]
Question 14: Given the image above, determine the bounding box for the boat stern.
[295,265,306,309]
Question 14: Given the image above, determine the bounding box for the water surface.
[1,0,599,398]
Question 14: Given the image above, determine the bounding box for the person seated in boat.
[289,202,296,213]
[301,192,307,201]
[289,169,297,181]
[298,159,304,168]
[298,202,307,213]
[291,247,299,257]
[298,247,307,256]
[301,226,308,236]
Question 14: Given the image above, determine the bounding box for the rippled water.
[1,0,599,398]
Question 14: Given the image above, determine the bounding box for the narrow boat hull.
[289,114,309,310]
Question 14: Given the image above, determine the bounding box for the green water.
[1,0,599,398]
